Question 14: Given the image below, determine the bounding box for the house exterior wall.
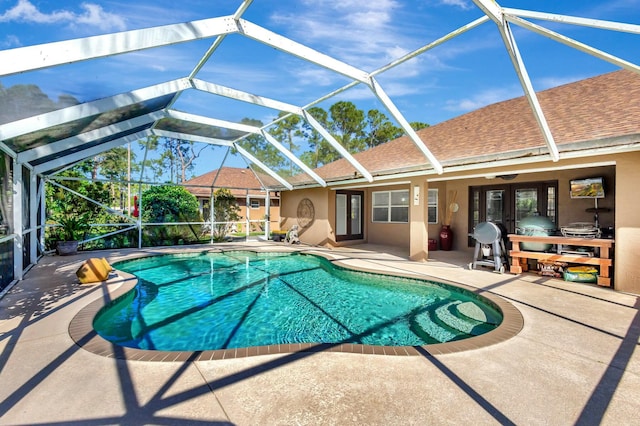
[281,152,640,294]
[280,188,331,245]
[197,196,281,232]
[614,151,640,294]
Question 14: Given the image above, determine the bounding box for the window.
[250,199,260,209]
[428,189,438,224]
[372,190,409,223]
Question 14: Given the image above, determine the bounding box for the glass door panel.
[336,190,363,241]
[485,190,504,223]
[336,194,347,236]
[515,188,538,230]
[351,195,361,235]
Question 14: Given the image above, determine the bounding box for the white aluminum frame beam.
[236,19,370,84]
[368,77,443,174]
[233,144,293,190]
[473,0,560,161]
[260,130,327,187]
[12,159,23,280]
[0,79,190,142]
[165,110,258,134]
[302,110,373,182]
[192,79,303,115]
[165,110,326,186]
[0,17,238,77]
[34,130,151,174]
[506,15,640,74]
[151,129,234,147]
[18,111,165,163]
[504,9,640,34]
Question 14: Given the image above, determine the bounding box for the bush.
[141,185,203,243]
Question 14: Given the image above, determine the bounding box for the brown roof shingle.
[315,70,640,180]
[183,167,277,198]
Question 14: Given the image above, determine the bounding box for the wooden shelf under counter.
[507,234,614,287]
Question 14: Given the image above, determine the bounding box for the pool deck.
[1,242,638,425]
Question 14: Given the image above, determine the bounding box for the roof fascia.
[18,111,165,164]
[0,17,238,77]
[504,8,640,34]
[0,79,190,142]
[236,19,370,84]
[151,129,234,147]
[260,130,327,187]
[368,77,444,174]
[301,110,373,182]
[233,144,293,190]
[497,21,560,161]
[506,15,640,73]
[34,130,151,174]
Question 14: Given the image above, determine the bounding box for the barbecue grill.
[468,221,508,273]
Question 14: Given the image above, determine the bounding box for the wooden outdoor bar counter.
[508,234,614,287]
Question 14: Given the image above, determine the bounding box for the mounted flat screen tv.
[570,177,605,199]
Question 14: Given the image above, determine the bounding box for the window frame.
[427,188,438,224]
[250,199,260,209]
[372,189,409,223]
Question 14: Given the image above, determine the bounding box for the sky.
[1,0,639,178]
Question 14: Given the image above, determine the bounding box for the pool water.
[94,251,502,351]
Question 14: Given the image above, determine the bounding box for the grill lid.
[473,222,502,244]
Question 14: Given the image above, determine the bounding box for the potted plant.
[55,213,90,255]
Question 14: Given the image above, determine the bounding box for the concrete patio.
[1,242,638,425]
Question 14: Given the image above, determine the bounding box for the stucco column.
[409,178,428,261]
[614,152,640,294]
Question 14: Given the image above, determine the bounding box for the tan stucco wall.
[613,151,640,294]
[280,188,331,245]
[281,152,639,294]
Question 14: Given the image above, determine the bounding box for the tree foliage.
[211,188,241,241]
[141,185,203,244]
[141,185,201,223]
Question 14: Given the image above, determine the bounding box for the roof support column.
[408,178,429,262]
[264,192,271,240]
[29,171,38,265]
[12,159,23,281]
[39,178,46,255]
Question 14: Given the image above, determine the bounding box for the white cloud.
[0,0,126,32]
[1,34,21,48]
[535,75,588,91]
[438,0,474,10]
[444,85,521,112]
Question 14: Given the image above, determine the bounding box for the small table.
[508,234,614,287]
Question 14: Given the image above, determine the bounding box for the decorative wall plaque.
[296,198,315,228]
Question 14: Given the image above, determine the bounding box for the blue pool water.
[94,251,502,351]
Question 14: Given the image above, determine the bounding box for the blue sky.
[1,0,639,178]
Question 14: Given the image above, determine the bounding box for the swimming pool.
[93,251,503,352]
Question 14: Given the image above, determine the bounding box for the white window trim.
[250,199,260,209]
[372,189,409,223]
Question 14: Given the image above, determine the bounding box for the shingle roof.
[183,167,278,198]
[315,70,640,181]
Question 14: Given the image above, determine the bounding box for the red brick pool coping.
[68,249,524,361]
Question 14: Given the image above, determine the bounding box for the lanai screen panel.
[3,95,174,154]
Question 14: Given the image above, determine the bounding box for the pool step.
[434,301,497,337]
